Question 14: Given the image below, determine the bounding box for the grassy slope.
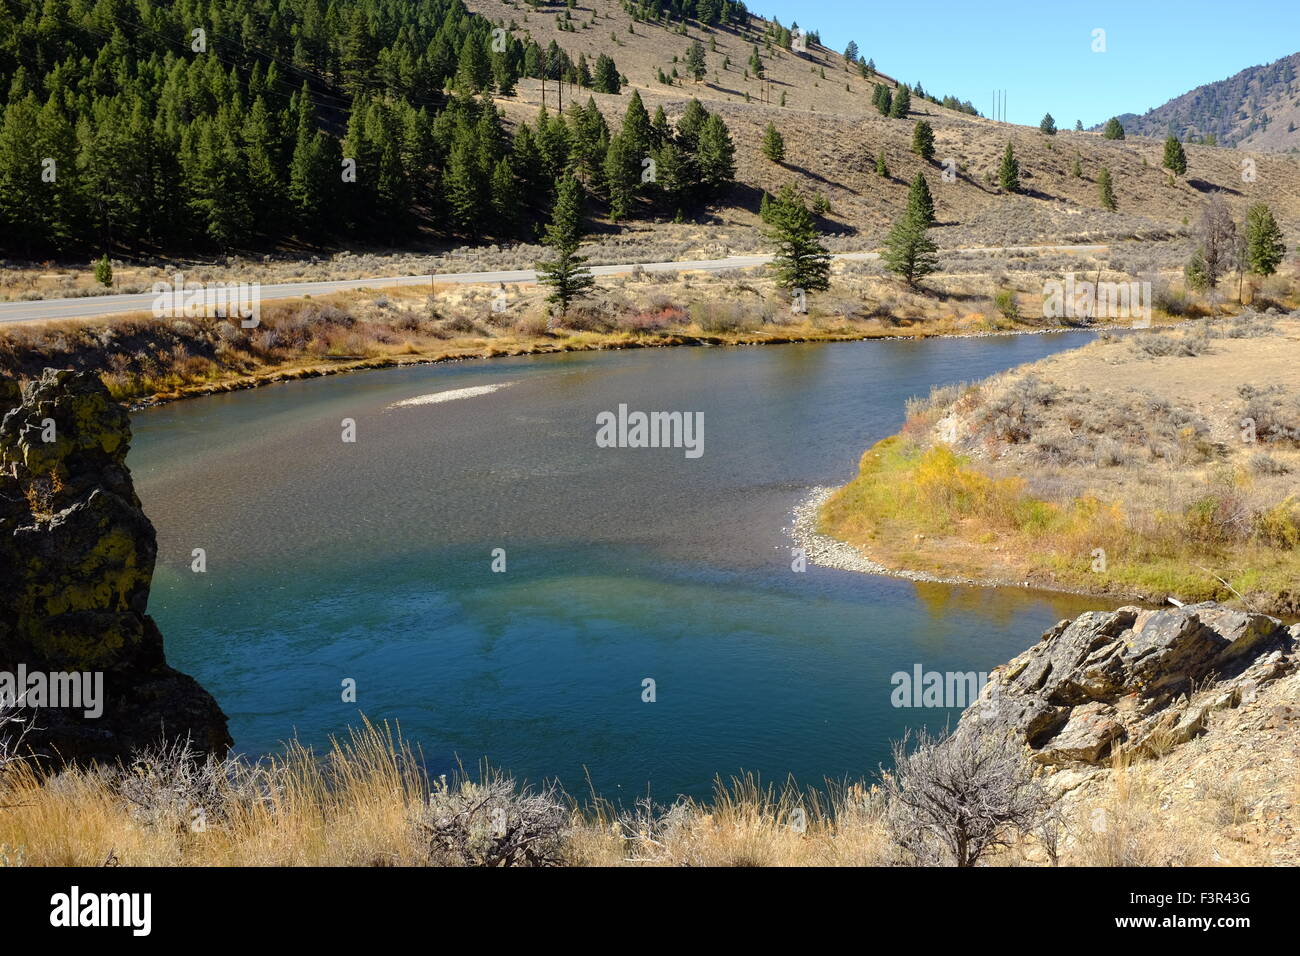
[819,309,1300,612]
[4,705,1293,865]
[475,0,1300,245]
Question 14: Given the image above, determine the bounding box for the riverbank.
[0,291,1107,411]
[812,310,1300,616]
[0,237,1212,408]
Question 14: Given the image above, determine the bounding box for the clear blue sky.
[756,0,1300,127]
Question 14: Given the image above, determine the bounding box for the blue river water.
[129,333,1107,801]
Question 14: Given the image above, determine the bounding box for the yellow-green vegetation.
[819,316,1300,610]
[821,438,1300,603]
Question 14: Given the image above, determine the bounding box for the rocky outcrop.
[958,603,1296,767]
[0,369,230,764]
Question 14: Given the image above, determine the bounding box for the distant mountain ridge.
[1102,52,1300,153]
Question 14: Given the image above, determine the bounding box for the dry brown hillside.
[472,0,1300,248]
[1110,52,1300,155]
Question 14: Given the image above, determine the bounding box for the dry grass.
[820,302,1300,611]
[1,245,1182,406]
[3,710,1286,867]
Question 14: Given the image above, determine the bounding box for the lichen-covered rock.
[0,369,230,764]
[958,603,1296,767]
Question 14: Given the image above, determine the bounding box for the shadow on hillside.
[701,80,751,100]
[780,162,845,191]
[1188,178,1242,196]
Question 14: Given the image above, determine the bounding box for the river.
[129,334,1106,801]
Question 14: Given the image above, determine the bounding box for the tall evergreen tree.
[620,91,652,161]
[1162,135,1187,176]
[685,39,708,83]
[592,54,620,94]
[603,133,637,220]
[676,99,709,151]
[1097,166,1117,210]
[536,174,594,313]
[1244,202,1286,276]
[1039,113,1056,135]
[889,85,911,118]
[456,35,492,94]
[998,142,1020,193]
[765,185,830,293]
[906,172,935,228]
[884,201,939,287]
[761,123,785,163]
[1102,117,1125,140]
[911,120,935,160]
[873,84,892,117]
[0,94,48,254]
[695,113,736,199]
[490,157,519,235]
[445,139,486,235]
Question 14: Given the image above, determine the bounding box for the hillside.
[5,0,1300,268]
[478,1,1300,244]
[813,312,1300,614]
[1106,52,1300,154]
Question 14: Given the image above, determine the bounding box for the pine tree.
[1097,166,1117,210]
[653,140,692,212]
[93,253,113,286]
[1102,117,1125,140]
[340,8,378,96]
[875,147,889,178]
[188,117,255,250]
[651,105,670,144]
[1244,202,1286,276]
[761,123,785,163]
[911,120,934,160]
[1162,135,1187,176]
[889,85,911,118]
[844,41,859,64]
[536,174,594,313]
[456,35,491,94]
[603,133,637,220]
[620,91,652,160]
[1040,113,1056,135]
[765,185,830,293]
[676,99,708,152]
[695,113,735,199]
[685,39,708,83]
[998,142,1020,193]
[884,203,938,287]
[445,139,486,235]
[243,97,284,235]
[873,84,891,117]
[536,108,572,182]
[593,54,620,94]
[0,94,48,254]
[905,172,935,228]
[33,93,82,251]
[1070,155,1082,178]
[490,157,519,234]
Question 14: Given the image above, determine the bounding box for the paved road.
[0,244,1108,325]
